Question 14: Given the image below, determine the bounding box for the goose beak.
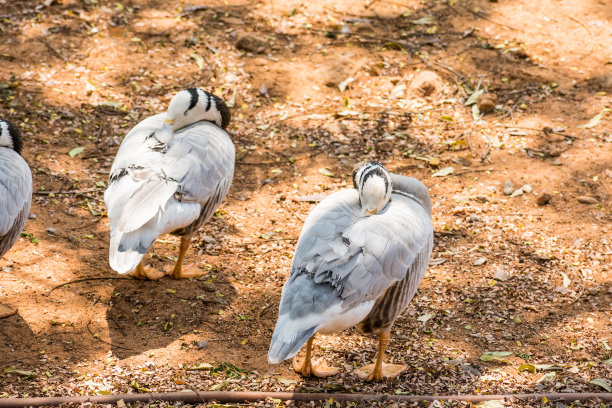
[367,209,378,215]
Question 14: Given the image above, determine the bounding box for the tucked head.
[0,119,23,155]
[352,161,392,216]
[165,88,231,131]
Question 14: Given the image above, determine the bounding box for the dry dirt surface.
[0,0,611,407]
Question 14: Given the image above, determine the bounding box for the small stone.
[196,340,209,350]
[552,159,563,166]
[452,156,472,166]
[477,93,497,113]
[28,213,37,220]
[577,195,598,204]
[473,257,487,266]
[236,34,266,53]
[493,269,511,281]
[375,141,393,152]
[502,180,514,195]
[536,193,552,206]
[521,184,532,193]
[510,188,523,197]
[429,157,441,167]
[46,227,56,234]
[200,236,217,245]
[466,214,481,223]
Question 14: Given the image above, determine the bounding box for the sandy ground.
[0,0,610,406]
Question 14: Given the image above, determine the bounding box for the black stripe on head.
[358,161,389,193]
[4,120,23,155]
[205,91,212,111]
[209,92,231,130]
[184,88,200,116]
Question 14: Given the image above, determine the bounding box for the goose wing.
[104,119,234,274]
[0,150,32,256]
[269,183,432,363]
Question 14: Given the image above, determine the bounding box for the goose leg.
[292,335,339,378]
[169,235,198,279]
[129,261,164,280]
[355,331,407,382]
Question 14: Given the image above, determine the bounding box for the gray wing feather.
[291,187,431,308]
[105,119,234,273]
[0,149,32,257]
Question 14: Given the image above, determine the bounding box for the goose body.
[268,162,433,381]
[0,119,32,318]
[104,89,234,278]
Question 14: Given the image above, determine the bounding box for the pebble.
[493,269,511,281]
[477,93,497,113]
[466,214,481,223]
[577,195,598,204]
[536,193,552,206]
[236,34,266,53]
[200,236,217,245]
[522,184,532,193]
[375,141,393,152]
[552,159,563,166]
[28,213,37,220]
[46,227,57,234]
[196,340,209,350]
[502,180,514,195]
[473,257,487,266]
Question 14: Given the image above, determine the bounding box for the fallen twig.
[0,390,609,407]
[49,277,133,294]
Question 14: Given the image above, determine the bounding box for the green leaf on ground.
[69,147,85,158]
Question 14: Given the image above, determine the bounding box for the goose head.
[353,161,392,216]
[0,119,23,155]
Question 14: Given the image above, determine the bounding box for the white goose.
[268,162,433,381]
[104,88,234,279]
[0,119,32,318]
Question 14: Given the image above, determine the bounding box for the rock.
[452,156,472,166]
[577,195,598,204]
[552,159,563,166]
[473,257,487,266]
[236,34,266,53]
[502,180,514,195]
[477,93,497,113]
[493,269,511,281]
[375,141,393,152]
[510,188,523,197]
[196,340,209,349]
[46,227,56,234]
[200,236,217,245]
[521,184,532,193]
[536,193,552,206]
[466,214,481,223]
[409,70,442,97]
[28,213,37,220]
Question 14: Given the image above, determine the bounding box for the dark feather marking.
[205,91,212,111]
[184,88,199,115]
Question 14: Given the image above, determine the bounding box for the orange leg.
[170,235,198,279]
[129,261,164,280]
[292,335,339,378]
[355,331,407,382]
